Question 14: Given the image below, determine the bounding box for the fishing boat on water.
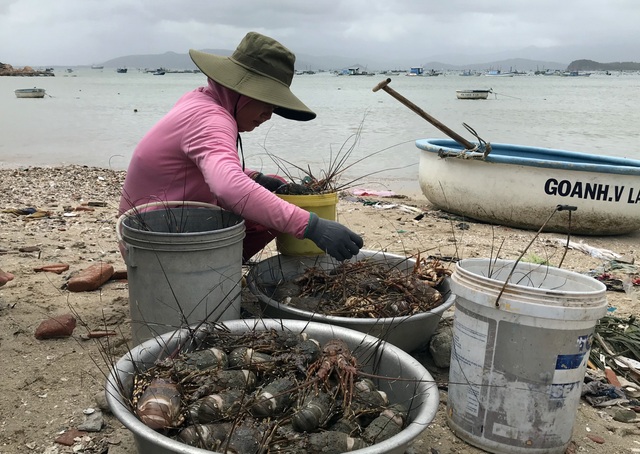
[416,138,640,235]
[14,88,46,98]
[484,70,514,77]
[456,89,492,100]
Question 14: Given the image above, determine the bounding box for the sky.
[2,0,639,67]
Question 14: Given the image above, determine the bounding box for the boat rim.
[416,138,640,175]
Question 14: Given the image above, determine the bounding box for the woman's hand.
[252,173,287,192]
[304,213,363,261]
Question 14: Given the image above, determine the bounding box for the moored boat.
[563,71,591,77]
[485,70,514,77]
[456,89,492,100]
[416,138,640,235]
[14,88,46,98]
[460,70,480,76]
[406,66,424,76]
[116,67,128,73]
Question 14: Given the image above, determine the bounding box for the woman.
[119,32,362,262]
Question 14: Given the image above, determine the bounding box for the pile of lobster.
[129,328,410,453]
[269,255,452,318]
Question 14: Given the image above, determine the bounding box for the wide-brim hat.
[189,32,316,121]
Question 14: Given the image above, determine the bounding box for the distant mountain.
[100,49,567,73]
[102,50,369,72]
[102,52,194,70]
[567,59,640,71]
[280,53,567,73]
[101,49,231,71]
[422,58,567,72]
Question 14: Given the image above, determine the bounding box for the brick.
[54,428,88,446]
[110,269,128,280]
[604,367,621,388]
[35,313,76,339]
[33,263,70,274]
[67,263,114,292]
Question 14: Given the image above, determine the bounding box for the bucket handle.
[116,201,222,261]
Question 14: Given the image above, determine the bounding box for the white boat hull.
[456,90,490,100]
[417,139,640,235]
[15,88,45,98]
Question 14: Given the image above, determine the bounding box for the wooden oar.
[372,78,475,150]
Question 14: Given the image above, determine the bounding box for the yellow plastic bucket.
[276,192,338,256]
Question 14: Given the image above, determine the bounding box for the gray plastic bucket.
[448,258,608,454]
[117,202,245,346]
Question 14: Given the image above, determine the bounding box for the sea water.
[2,68,640,195]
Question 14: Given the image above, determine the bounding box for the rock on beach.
[34,313,77,339]
[33,263,70,274]
[0,62,54,77]
[67,262,115,292]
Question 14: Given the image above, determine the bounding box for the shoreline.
[0,161,425,199]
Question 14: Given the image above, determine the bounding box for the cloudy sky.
[2,0,639,67]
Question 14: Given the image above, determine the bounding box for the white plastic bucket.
[117,202,245,346]
[447,258,607,454]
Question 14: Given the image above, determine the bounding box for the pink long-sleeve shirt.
[118,80,310,239]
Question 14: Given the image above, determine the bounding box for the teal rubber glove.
[304,213,363,261]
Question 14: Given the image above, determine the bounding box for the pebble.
[77,408,104,432]
[34,313,77,339]
[429,328,453,368]
[564,440,579,453]
[19,245,41,252]
[93,390,110,413]
[612,408,637,423]
[586,434,605,444]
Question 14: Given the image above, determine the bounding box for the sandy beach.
[0,165,639,453]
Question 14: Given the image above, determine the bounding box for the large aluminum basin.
[247,250,455,352]
[105,318,439,454]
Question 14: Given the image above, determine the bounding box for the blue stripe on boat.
[415,138,640,176]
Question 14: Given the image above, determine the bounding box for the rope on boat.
[491,90,521,100]
[463,123,491,157]
[437,149,487,159]
[436,123,492,159]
